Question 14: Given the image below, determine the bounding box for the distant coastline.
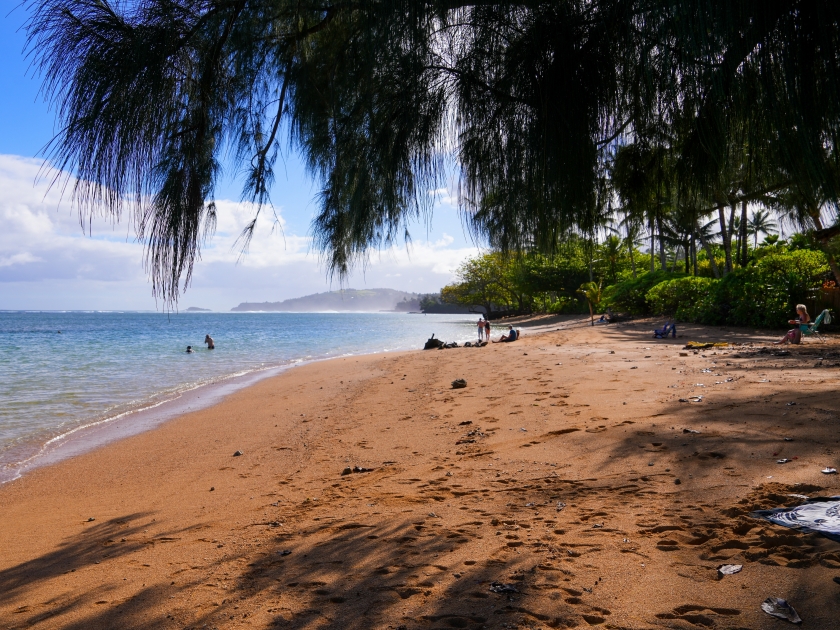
[232,288,421,313]
[232,288,476,314]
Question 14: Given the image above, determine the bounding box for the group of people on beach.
[477,317,519,343]
[186,335,215,353]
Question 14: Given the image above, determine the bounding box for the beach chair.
[802,309,832,342]
[653,321,676,338]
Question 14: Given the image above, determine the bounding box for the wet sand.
[2,318,840,629]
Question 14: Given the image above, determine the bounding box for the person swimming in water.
[186,346,194,353]
[205,334,215,349]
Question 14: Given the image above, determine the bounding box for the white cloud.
[429,186,458,208]
[200,199,311,268]
[0,154,479,310]
[0,252,41,267]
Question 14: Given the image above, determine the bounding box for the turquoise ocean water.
[0,311,477,482]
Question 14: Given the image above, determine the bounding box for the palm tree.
[694,215,722,279]
[748,210,779,248]
[577,282,603,327]
[610,214,645,279]
[598,234,625,284]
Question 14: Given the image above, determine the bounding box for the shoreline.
[2,320,840,629]
[0,362,294,485]
[0,312,480,485]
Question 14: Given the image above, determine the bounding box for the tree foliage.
[26,0,840,303]
[440,252,516,316]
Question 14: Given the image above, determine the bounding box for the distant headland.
[231,289,421,313]
[185,307,212,312]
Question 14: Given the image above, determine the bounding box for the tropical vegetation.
[24,0,840,305]
[439,230,835,329]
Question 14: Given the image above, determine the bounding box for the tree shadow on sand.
[4,328,840,629]
[5,511,606,630]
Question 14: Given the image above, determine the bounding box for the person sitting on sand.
[186,345,193,353]
[774,304,810,345]
[205,334,215,349]
[597,307,613,323]
[493,325,518,343]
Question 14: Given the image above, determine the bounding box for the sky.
[0,5,481,311]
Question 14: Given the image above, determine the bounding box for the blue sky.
[0,5,479,310]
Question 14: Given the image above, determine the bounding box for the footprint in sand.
[421,614,487,628]
[542,428,581,437]
[656,604,740,626]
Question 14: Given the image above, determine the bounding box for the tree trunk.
[628,240,637,278]
[698,231,721,279]
[650,220,655,273]
[691,235,698,275]
[740,200,748,267]
[658,216,666,270]
[729,203,736,268]
[717,205,732,275]
[588,301,594,326]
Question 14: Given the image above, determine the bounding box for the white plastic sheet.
[753,499,840,542]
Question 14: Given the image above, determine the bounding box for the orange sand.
[2,318,840,629]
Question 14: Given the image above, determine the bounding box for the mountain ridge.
[231,288,421,312]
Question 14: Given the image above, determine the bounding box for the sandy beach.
[2,318,840,629]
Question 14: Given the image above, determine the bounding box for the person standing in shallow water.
[477,318,485,342]
[484,319,490,341]
[205,334,215,349]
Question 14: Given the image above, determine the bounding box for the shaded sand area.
[2,319,840,629]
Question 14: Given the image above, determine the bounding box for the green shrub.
[603,270,685,315]
[711,250,829,328]
[644,250,829,328]
[695,257,726,278]
[545,296,580,314]
[640,250,828,327]
[646,277,718,321]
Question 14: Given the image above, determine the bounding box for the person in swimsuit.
[186,346,194,353]
[484,319,490,340]
[774,304,810,344]
[205,334,215,349]
[477,318,485,341]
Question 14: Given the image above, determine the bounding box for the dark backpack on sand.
[424,334,445,350]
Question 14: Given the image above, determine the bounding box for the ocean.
[0,311,479,483]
